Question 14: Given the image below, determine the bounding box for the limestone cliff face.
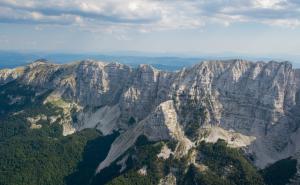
[170,60,300,167]
[2,59,300,169]
[119,64,175,121]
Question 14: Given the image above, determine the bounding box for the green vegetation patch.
[261,157,297,185]
[106,139,269,185]
[190,140,266,185]
[106,135,165,185]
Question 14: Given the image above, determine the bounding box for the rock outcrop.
[96,100,192,173]
[0,66,25,84]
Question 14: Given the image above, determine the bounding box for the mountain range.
[1,59,300,185]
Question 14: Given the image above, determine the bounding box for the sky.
[0,0,300,57]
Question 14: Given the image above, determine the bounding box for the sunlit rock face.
[2,59,300,169]
[0,66,25,84]
[170,60,300,167]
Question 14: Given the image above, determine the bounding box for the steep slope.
[96,100,193,173]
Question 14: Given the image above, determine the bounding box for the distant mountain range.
[1,51,300,70]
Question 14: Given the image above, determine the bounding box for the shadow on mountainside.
[65,131,119,185]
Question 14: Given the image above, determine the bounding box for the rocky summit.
[1,59,300,185]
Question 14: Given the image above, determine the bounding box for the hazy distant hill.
[1,51,299,70]
[0,51,202,71]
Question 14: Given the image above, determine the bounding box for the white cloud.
[0,0,299,32]
[264,18,300,27]
[253,0,286,9]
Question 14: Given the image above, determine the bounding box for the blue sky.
[0,0,300,58]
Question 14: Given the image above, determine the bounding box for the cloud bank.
[0,0,299,32]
